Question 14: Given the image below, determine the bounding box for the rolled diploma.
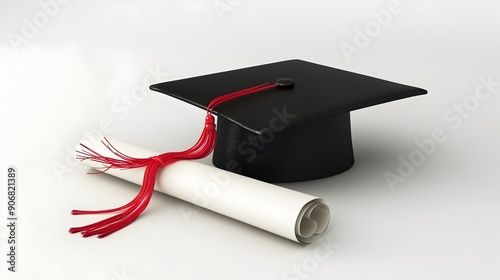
[76,136,330,244]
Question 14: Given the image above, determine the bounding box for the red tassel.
[70,82,277,238]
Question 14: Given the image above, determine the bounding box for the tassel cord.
[69,83,276,238]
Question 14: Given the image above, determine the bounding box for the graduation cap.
[69,59,427,239]
[150,59,427,183]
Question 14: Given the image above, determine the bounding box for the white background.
[1,0,500,279]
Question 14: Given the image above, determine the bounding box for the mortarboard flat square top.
[150,59,427,183]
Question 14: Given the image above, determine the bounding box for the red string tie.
[151,156,166,167]
[69,82,278,238]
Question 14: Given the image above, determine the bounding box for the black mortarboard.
[150,59,426,183]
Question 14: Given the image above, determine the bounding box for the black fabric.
[213,113,354,182]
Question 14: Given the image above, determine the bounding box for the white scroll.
[76,136,330,243]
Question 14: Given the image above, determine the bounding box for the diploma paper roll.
[76,136,330,244]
